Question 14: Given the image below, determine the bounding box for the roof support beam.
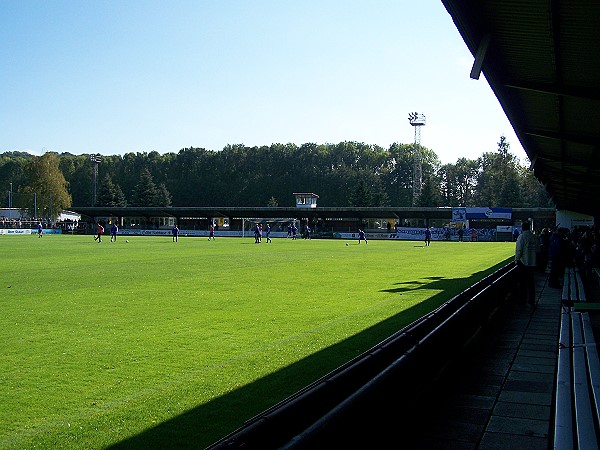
[470,33,491,80]
[504,82,600,102]
[522,128,600,147]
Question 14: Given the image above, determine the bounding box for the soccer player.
[37,222,43,238]
[254,223,262,243]
[265,223,272,243]
[424,227,432,246]
[94,223,104,242]
[172,225,179,242]
[110,223,118,242]
[358,229,367,244]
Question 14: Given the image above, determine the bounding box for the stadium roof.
[70,206,555,224]
[442,0,600,218]
[72,206,457,221]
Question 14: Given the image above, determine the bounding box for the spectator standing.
[458,227,464,242]
[548,228,566,288]
[443,227,451,241]
[513,226,520,242]
[515,221,538,304]
[537,228,550,272]
[471,229,478,242]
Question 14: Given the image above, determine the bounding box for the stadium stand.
[554,310,600,448]
[562,267,588,306]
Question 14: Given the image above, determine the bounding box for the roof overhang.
[70,206,554,223]
[442,0,600,218]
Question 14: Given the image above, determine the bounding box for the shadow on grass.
[380,274,468,294]
[107,260,510,450]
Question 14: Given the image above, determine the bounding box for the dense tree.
[131,168,159,207]
[414,148,443,207]
[382,143,414,206]
[439,157,479,206]
[475,135,523,207]
[96,174,127,207]
[155,183,172,207]
[519,165,553,207]
[21,152,72,219]
[0,153,29,212]
[59,155,93,207]
[0,136,551,214]
[349,178,373,207]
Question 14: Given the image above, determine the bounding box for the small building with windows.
[293,193,319,208]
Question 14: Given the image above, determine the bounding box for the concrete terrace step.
[405,272,564,449]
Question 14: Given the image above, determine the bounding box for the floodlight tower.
[8,182,12,219]
[408,112,426,206]
[90,154,102,205]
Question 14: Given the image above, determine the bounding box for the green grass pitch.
[0,234,514,449]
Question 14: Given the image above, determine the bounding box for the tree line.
[0,135,552,219]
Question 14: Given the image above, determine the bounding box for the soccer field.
[0,235,514,449]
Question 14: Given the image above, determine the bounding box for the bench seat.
[562,267,587,307]
[554,310,600,448]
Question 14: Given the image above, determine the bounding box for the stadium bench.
[562,267,587,307]
[554,310,600,448]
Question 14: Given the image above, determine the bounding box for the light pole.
[408,112,426,207]
[90,154,102,205]
[8,182,12,219]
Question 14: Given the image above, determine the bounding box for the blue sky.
[0,1,528,165]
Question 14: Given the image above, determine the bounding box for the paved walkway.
[407,271,567,449]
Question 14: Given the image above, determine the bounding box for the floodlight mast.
[408,112,426,206]
[90,154,102,205]
[8,182,12,220]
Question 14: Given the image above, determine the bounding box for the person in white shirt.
[515,221,538,304]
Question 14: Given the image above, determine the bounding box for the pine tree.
[96,174,127,207]
[156,183,172,207]
[131,168,158,206]
[349,178,373,207]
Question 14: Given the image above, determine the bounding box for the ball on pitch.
[126,239,129,243]
[345,243,349,246]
